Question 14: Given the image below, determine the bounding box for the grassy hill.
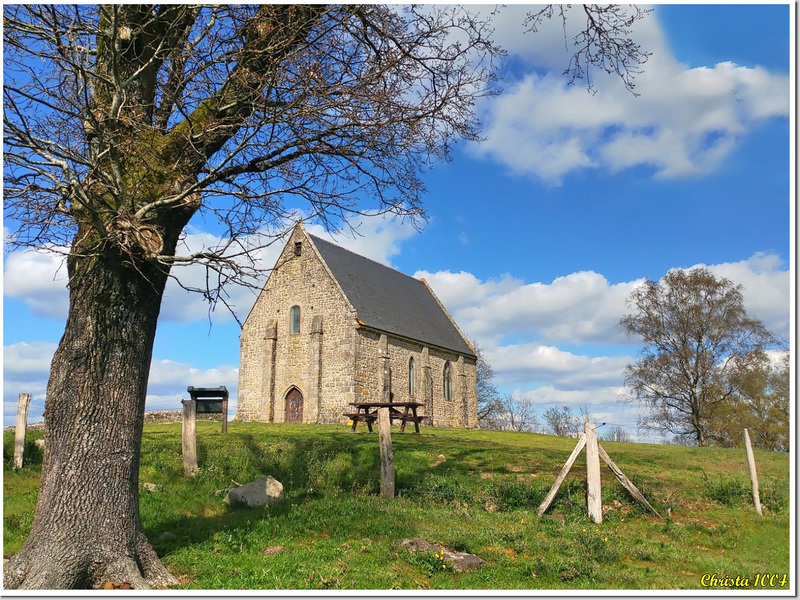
[3,422,791,590]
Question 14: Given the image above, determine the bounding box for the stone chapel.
[236,223,478,428]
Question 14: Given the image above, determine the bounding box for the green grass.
[3,422,791,590]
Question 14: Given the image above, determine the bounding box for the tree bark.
[4,226,177,590]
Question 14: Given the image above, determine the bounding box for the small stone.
[141,482,161,493]
[158,531,177,542]
[261,545,284,555]
[399,538,485,572]
[445,550,486,572]
[399,538,436,553]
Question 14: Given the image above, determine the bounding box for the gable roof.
[308,234,475,358]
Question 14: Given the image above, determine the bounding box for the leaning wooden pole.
[743,428,763,516]
[13,393,31,470]
[598,444,661,518]
[537,433,586,516]
[377,408,395,498]
[585,422,603,524]
[182,399,199,476]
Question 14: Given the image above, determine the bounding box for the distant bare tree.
[600,426,632,443]
[498,394,540,433]
[474,343,504,429]
[543,405,579,438]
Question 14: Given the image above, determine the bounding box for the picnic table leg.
[399,406,410,434]
[366,411,374,433]
[412,407,420,433]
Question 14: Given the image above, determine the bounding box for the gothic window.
[443,361,452,401]
[408,357,415,396]
[290,305,301,334]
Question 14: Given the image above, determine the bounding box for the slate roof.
[308,234,475,357]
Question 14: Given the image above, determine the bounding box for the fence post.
[13,393,31,470]
[585,421,603,524]
[377,408,395,498]
[182,399,198,476]
[744,428,762,516]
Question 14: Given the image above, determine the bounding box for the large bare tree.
[620,268,774,447]
[3,5,502,588]
[3,4,650,589]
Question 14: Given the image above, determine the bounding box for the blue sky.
[3,4,793,440]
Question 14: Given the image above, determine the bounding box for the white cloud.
[417,268,642,346]
[473,7,789,183]
[2,341,240,426]
[418,251,788,439]
[420,252,789,353]
[4,215,420,326]
[3,248,70,319]
[147,359,239,396]
[305,216,419,267]
[487,343,631,389]
[704,252,791,337]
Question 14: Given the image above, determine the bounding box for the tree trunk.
[4,227,177,589]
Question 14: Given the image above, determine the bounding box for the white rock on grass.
[224,476,284,508]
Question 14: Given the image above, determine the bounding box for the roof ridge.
[307,232,422,284]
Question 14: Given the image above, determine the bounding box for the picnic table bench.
[345,401,424,433]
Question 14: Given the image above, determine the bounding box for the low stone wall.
[4,410,223,432]
[143,410,224,424]
[3,421,45,433]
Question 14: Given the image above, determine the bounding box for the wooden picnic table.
[344,401,424,433]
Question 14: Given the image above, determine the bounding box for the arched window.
[408,357,415,396]
[289,305,301,334]
[443,361,452,401]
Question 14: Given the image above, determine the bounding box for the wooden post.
[598,444,661,518]
[182,399,198,476]
[377,408,395,498]
[537,434,586,516]
[585,422,603,524]
[744,428,762,516]
[13,393,31,470]
[221,396,228,434]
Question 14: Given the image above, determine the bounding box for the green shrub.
[701,473,750,506]
[399,472,474,504]
[487,479,545,511]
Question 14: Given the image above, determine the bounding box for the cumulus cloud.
[305,216,419,268]
[487,343,631,389]
[3,248,70,319]
[472,6,789,183]
[704,253,791,337]
[419,251,789,351]
[418,251,788,437]
[2,342,239,425]
[3,342,56,425]
[417,268,642,346]
[4,215,420,326]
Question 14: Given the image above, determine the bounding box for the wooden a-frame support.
[537,422,662,523]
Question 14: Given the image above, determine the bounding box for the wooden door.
[285,388,304,423]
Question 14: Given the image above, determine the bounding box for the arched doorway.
[285,387,304,423]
